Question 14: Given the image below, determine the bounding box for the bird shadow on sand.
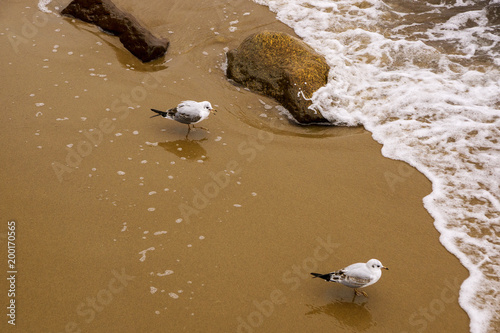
[158,138,208,161]
[305,298,374,331]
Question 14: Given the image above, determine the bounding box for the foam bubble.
[157,270,174,276]
[138,247,155,262]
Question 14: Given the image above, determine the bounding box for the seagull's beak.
[382,266,389,270]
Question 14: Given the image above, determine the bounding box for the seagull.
[150,100,216,137]
[311,259,388,297]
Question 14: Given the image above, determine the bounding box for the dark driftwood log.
[62,0,169,63]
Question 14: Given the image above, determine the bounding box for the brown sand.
[1,1,470,332]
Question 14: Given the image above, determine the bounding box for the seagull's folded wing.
[175,112,202,124]
[343,274,372,288]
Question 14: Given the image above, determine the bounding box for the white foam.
[138,247,155,262]
[157,269,174,276]
[168,292,179,299]
[37,0,52,13]
[254,1,500,332]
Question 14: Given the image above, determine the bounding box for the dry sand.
[1,0,470,332]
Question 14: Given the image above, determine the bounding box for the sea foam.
[254,1,500,332]
[38,0,53,14]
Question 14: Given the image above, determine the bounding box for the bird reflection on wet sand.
[306,299,374,331]
[158,138,208,161]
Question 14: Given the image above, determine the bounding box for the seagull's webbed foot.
[192,125,209,131]
[354,289,368,297]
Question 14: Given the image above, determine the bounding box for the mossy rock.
[226,31,330,124]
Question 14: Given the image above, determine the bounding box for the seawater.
[253,0,499,332]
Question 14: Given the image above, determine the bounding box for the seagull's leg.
[192,124,209,131]
[354,289,368,297]
[186,124,191,138]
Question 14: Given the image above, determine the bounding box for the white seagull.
[151,100,216,137]
[311,259,388,297]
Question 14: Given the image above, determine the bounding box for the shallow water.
[253,0,499,332]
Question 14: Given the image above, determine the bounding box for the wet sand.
[0,1,470,332]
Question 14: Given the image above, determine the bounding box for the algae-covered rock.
[226,31,331,124]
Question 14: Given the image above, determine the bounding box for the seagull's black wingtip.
[150,108,167,118]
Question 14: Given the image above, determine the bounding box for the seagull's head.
[201,101,217,115]
[367,259,389,271]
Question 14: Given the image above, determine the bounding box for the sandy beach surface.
[1,0,471,332]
